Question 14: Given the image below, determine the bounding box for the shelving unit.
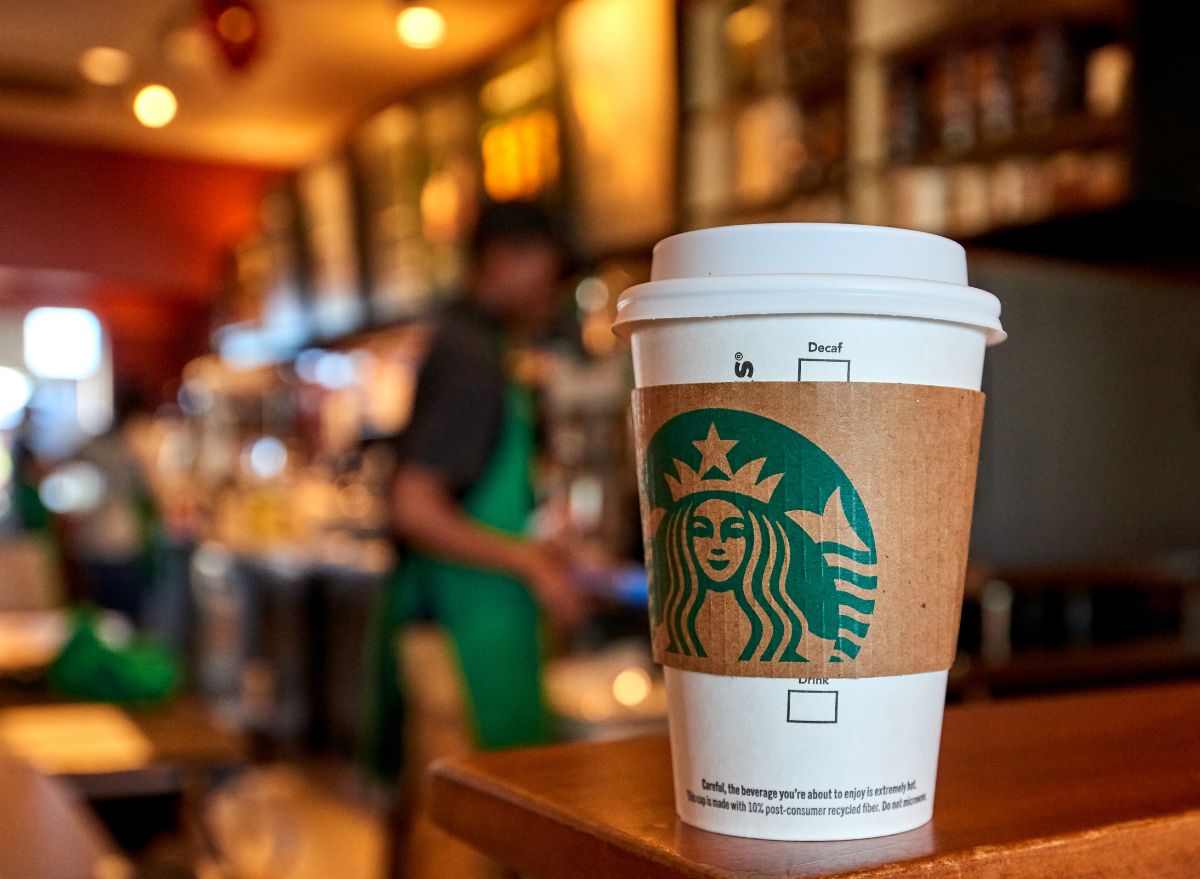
[854,0,1135,238]
[679,0,852,229]
[674,0,1139,239]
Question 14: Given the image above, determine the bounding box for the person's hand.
[521,545,589,632]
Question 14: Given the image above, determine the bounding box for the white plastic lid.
[615,223,1004,344]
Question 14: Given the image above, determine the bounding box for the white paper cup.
[615,224,1004,841]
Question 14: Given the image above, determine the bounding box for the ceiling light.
[396,6,445,49]
[216,5,257,44]
[132,84,178,128]
[78,46,132,86]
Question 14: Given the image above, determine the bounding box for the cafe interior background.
[0,0,1196,876]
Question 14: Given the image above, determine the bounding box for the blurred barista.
[368,201,586,878]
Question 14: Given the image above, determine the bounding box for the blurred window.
[23,308,102,380]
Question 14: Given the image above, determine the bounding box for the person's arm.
[392,462,586,629]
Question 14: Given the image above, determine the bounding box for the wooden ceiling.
[0,0,556,166]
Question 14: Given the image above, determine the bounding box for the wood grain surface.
[430,681,1200,878]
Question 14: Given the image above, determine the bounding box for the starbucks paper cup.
[614,224,1004,841]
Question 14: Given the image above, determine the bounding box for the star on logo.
[693,423,737,478]
[665,423,782,503]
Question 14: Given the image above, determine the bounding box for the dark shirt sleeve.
[394,311,506,498]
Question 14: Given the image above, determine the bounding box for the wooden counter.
[430,681,1200,878]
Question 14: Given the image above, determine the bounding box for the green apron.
[364,382,550,779]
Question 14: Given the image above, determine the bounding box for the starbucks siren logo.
[644,409,877,663]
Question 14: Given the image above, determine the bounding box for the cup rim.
[613,272,1006,345]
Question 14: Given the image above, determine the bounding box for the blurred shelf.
[884,0,1131,64]
[889,113,1130,169]
[964,202,1200,274]
[0,692,247,801]
[991,560,1200,593]
[683,83,846,128]
[720,182,846,222]
[953,637,1200,701]
[789,58,848,101]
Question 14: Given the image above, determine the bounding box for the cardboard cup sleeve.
[633,381,985,680]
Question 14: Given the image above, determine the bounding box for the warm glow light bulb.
[78,46,132,86]
[133,84,177,128]
[396,6,446,49]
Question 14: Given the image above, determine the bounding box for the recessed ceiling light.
[133,84,178,128]
[396,6,445,49]
[216,5,258,45]
[78,46,132,86]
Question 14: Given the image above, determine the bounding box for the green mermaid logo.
[643,409,877,663]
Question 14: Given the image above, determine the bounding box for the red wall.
[0,137,281,296]
[0,137,282,398]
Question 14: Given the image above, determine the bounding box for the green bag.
[49,607,181,703]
